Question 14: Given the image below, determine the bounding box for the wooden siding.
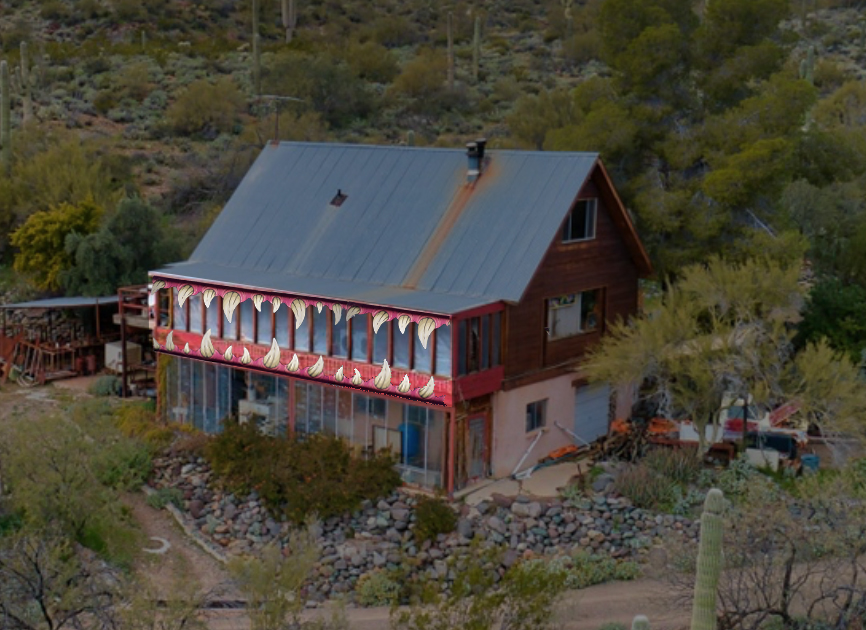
[502,167,640,391]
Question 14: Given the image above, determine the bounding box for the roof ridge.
[269,141,599,157]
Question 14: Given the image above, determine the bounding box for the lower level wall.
[489,372,581,478]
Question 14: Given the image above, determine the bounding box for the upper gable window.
[562,199,597,243]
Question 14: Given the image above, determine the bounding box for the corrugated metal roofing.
[151,142,600,315]
[0,295,120,309]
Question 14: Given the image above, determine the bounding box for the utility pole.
[258,94,305,142]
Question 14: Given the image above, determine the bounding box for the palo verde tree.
[584,256,866,453]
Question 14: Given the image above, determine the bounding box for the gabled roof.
[151,142,651,315]
[0,295,120,309]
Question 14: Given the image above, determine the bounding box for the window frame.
[546,289,603,340]
[561,198,598,243]
[526,399,547,433]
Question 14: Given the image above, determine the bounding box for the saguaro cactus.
[690,488,725,630]
[472,15,480,83]
[799,45,815,84]
[407,130,415,146]
[281,0,297,43]
[252,0,262,95]
[631,615,650,630]
[1,60,10,174]
[446,12,454,91]
[19,41,33,124]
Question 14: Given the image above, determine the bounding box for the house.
[149,140,653,495]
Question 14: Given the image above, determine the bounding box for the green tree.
[506,87,579,150]
[166,77,246,137]
[263,50,375,128]
[795,277,866,364]
[387,48,451,115]
[9,197,102,291]
[61,197,180,297]
[584,256,805,453]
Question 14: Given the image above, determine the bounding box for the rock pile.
[149,452,700,604]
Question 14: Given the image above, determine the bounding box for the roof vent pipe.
[466,142,480,183]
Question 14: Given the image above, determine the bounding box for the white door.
[574,383,611,444]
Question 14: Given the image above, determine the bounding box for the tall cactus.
[690,488,725,630]
[252,0,261,95]
[799,45,815,85]
[631,615,650,630]
[19,41,33,125]
[446,12,454,91]
[472,15,480,83]
[407,130,415,146]
[281,0,297,43]
[1,60,10,174]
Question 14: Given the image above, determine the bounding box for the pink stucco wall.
[489,376,636,479]
[490,373,580,478]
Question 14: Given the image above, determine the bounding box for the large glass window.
[435,327,452,376]
[206,295,220,337]
[397,404,444,489]
[323,387,337,435]
[192,361,204,430]
[413,323,432,373]
[295,307,310,352]
[547,290,602,339]
[336,390,352,440]
[275,305,289,348]
[308,383,322,434]
[294,381,308,433]
[188,294,203,334]
[240,299,254,342]
[313,307,328,355]
[351,315,369,362]
[256,307,272,345]
[177,358,191,424]
[174,289,187,332]
[275,377,289,438]
[332,312,348,358]
[204,363,218,433]
[217,365,231,432]
[373,319,388,365]
[393,321,409,369]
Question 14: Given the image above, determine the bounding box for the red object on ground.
[724,418,759,433]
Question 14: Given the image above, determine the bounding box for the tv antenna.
[257,94,306,143]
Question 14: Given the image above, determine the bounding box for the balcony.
[151,281,454,406]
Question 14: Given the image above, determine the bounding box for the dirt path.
[124,492,240,600]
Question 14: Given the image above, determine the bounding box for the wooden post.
[121,294,128,399]
[447,409,456,497]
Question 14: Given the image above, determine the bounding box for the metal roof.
[151,142,602,315]
[0,295,120,309]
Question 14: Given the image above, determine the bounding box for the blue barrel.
[801,454,819,473]
[398,422,420,462]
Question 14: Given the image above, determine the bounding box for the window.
[159,290,171,328]
[481,315,489,371]
[295,307,310,352]
[468,318,480,372]
[491,312,501,366]
[189,294,203,334]
[313,307,328,355]
[174,289,188,331]
[413,323,432,373]
[332,311,348,358]
[457,321,467,375]
[240,299,254,341]
[393,321,410,369]
[373,319,388,364]
[526,399,547,432]
[275,304,289,348]
[206,295,220,337]
[435,327,452,377]
[562,199,597,242]
[256,305,272,344]
[546,290,601,339]
[351,314,369,362]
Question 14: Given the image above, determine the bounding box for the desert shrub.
[172,431,211,456]
[552,551,641,589]
[166,78,245,137]
[113,402,174,448]
[206,419,402,523]
[91,437,153,491]
[413,495,457,542]
[40,0,73,22]
[613,463,676,510]
[355,569,403,607]
[89,375,122,397]
[715,454,757,497]
[343,40,400,83]
[371,15,421,48]
[642,446,701,485]
[146,487,183,510]
[388,47,450,112]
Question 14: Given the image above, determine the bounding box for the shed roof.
[0,295,120,309]
[151,142,647,315]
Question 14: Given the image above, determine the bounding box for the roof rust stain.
[402,157,498,290]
